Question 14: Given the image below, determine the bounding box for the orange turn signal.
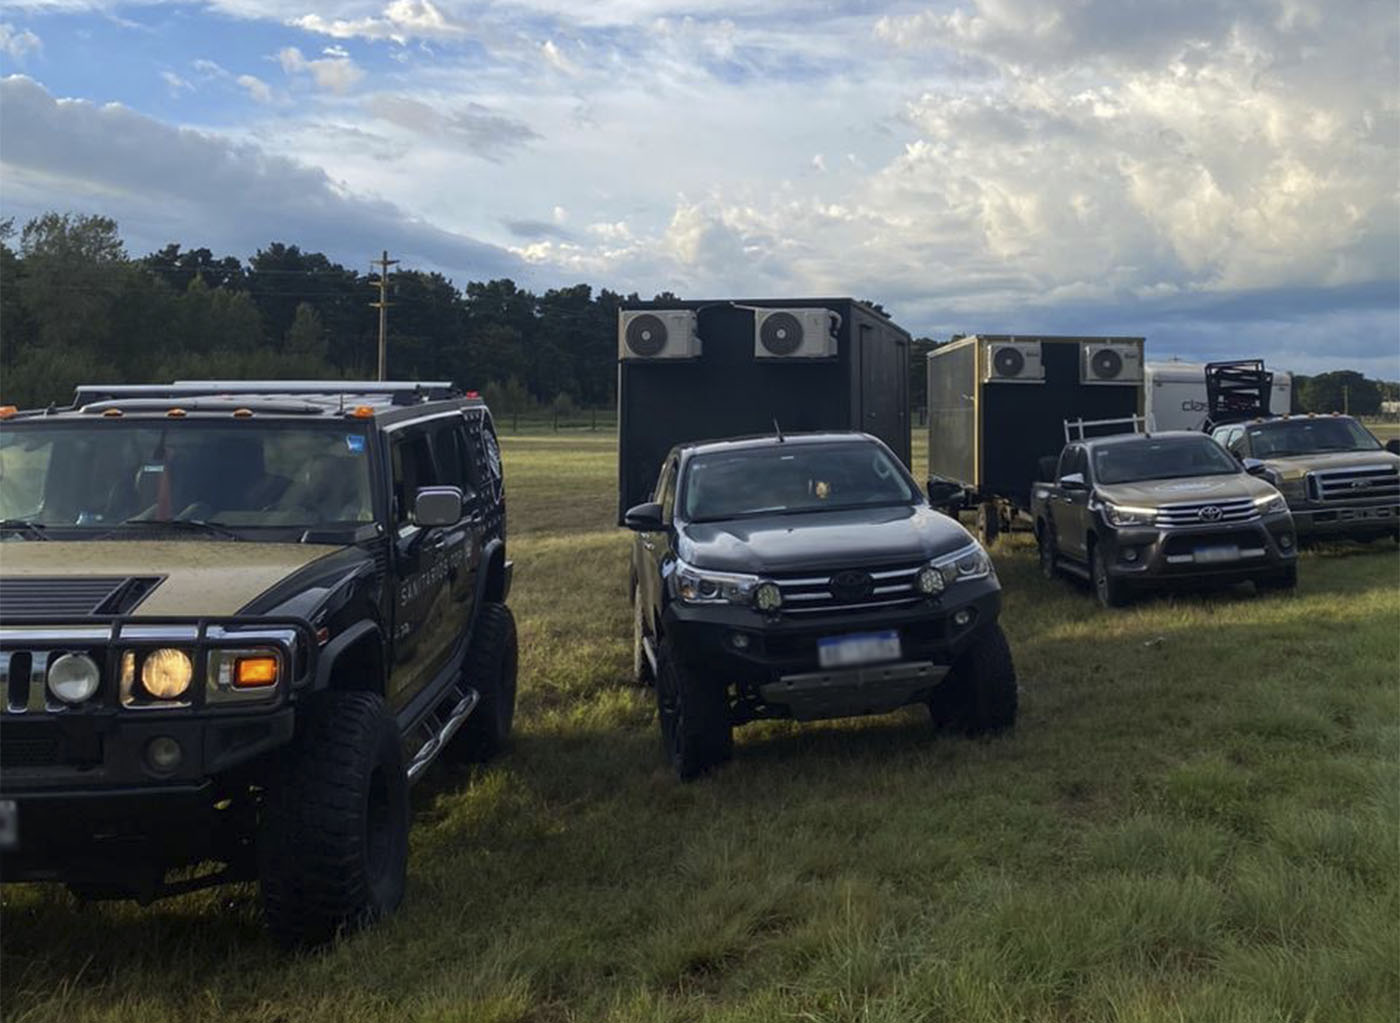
[234,656,279,688]
[0,406,16,419]
[167,407,188,418]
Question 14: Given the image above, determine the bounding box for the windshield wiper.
[110,519,244,541]
[0,519,50,540]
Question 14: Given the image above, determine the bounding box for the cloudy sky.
[2,0,1396,375]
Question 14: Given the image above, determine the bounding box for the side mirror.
[624,501,665,532]
[1387,439,1400,456]
[1059,472,1086,490]
[1037,456,1059,482]
[413,486,463,527]
[926,479,964,509]
[1241,457,1269,477]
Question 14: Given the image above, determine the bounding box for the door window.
[391,428,436,526]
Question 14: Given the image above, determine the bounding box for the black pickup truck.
[1031,430,1298,607]
[626,431,1016,779]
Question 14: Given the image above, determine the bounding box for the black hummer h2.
[626,431,1016,780]
[0,380,516,944]
[1031,428,1298,608]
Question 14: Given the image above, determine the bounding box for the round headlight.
[47,653,100,704]
[915,565,945,595]
[141,648,193,699]
[754,582,783,612]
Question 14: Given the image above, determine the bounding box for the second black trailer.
[617,298,911,521]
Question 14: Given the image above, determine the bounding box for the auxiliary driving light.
[729,632,751,650]
[145,736,184,773]
[1279,534,1294,549]
[1122,548,1140,563]
[141,648,194,699]
[953,609,974,628]
[754,582,783,612]
[47,653,101,704]
[916,566,945,595]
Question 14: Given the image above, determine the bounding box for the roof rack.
[72,380,460,407]
[1203,360,1273,430]
[1064,414,1146,443]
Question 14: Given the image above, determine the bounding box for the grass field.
[2,431,1398,1023]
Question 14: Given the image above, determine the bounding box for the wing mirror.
[1059,472,1086,490]
[624,501,665,531]
[926,478,964,510]
[413,486,464,527]
[1241,458,1269,477]
[1386,439,1400,455]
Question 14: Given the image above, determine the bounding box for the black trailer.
[617,298,911,521]
[926,334,1145,541]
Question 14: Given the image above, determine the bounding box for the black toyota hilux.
[626,431,1016,779]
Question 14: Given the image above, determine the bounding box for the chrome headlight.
[139,648,193,699]
[47,653,100,704]
[1254,492,1289,516]
[1102,502,1156,527]
[928,541,994,589]
[671,561,763,607]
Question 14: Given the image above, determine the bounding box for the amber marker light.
[0,406,16,419]
[351,405,375,418]
[103,408,124,418]
[167,407,188,418]
[234,656,279,688]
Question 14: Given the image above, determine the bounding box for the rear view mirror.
[1387,439,1400,456]
[1059,472,1086,490]
[414,486,463,527]
[1241,458,1268,477]
[624,501,664,531]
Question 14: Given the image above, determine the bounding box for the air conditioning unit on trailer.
[982,339,1044,383]
[1082,341,1143,385]
[618,310,702,360]
[753,308,839,359]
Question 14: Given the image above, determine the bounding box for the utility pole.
[1343,384,1349,414]
[370,250,399,381]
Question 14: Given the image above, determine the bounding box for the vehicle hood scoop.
[0,575,162,618]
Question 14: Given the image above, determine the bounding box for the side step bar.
[406,685,480,782]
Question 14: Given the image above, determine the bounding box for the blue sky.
[2,0,1397,376]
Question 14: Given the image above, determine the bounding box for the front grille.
[1156,498,1258,527]
[1,648,109,714]
[0,732,60,768]
[0,576,161,618]
[1308,464,1400,503]
[773,562,925,615]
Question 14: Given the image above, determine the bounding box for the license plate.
[0,800,16,851]
[818,630,902,668]
[1194,544,1240,564]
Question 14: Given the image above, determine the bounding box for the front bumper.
[1100,512,1297,585]
[1287,500,1400,539]
[662,577,1000,722]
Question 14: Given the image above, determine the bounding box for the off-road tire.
[450,602,518,762]
[655,639,732,781]
[1092,543,1130,609]
[1037,525,1057,580]
[1256,563,1298,593]
[930,622,1017,735]
[631,584,655,687]
[258,691,408,947]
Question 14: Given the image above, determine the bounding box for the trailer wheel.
[1037,525,1057,580]
[930,622,1017,735]
[1091,544,1130,609]
[977,502,1000,545]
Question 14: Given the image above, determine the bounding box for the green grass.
[3,432,1398,1023]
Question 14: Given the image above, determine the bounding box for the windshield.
[1246,417,1380,457]
[1093,437,1240,485]
[681,442,917,522]
[0,422,374,533]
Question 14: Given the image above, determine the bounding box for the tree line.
[0,213,1393,417]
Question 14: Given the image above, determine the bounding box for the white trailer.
[1145,361,1292,432]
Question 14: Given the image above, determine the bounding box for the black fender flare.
[313,619,387,692]
[477,537,510,606]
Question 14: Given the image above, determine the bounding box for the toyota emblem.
[830,570,874,602]
[1198,505,1223,522]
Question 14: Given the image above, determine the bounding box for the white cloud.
[0,23,42,61]
[276,45,364,93]
[159,70,192,94]
[236,73,273,103]
[192,58,228,77]
[291,0,464,44]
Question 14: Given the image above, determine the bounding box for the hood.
[1260,449,1400,474]
[678,505,972,574]
[1096,473,1271,507]
[0,541,344,618]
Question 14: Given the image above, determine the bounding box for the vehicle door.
[386,417,458,711]
[638,456,678,629]
[1055,445,1092,561]
[428,415,481,655]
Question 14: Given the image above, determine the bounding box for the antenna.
[773,418,785,443]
